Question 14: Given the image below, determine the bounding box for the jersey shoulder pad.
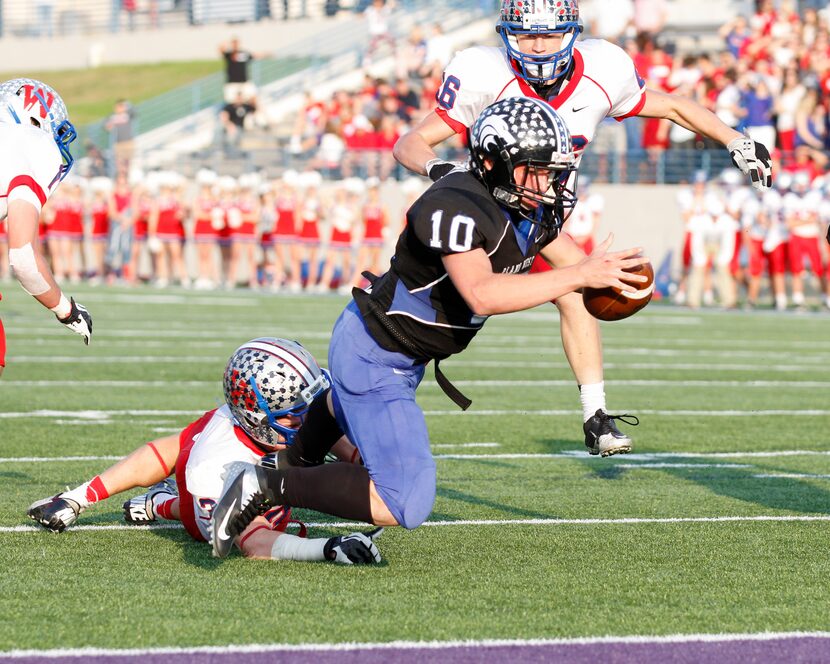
[577,39,645,116]
[408,175,498,255]
[444,46,511,92]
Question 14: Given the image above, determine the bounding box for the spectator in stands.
[743,74,776,150]
[721,15,752,59]
[396,27,427,81]
[219,38,266,105]
[35,0,55,38]
[794,87,829,167]
[775,68,807,152]
[421,24,453,79]
[714,69,747,133]
[586,0,634,41]
[632,0,667,36]
[394,78,421,121]
[106,172,134,283]
[219,93,257,154]
[363,0,396,67]
[104,99,135,173]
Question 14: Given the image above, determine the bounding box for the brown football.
[582,260,655,322]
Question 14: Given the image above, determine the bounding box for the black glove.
[324,527,383,564]
[57,298,92,345]
[727,136,773,191]
[425,158,459,182]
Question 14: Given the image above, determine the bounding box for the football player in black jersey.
[211,98,648,557]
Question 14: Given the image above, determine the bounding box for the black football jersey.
[355,171,559,360]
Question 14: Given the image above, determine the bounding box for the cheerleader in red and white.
[0,214,8,282]
[47,178,85,283]
[88,177,113,283]
[272,171,302,292]
[318,179,360,294]
[149,172,189,287]
[216,176,238,287]
[106,172,134,282]
[227,174,261,290]
[295,171,323,290]
[351,177,387,289]
[128,185,154,285]
[191,169,220,289]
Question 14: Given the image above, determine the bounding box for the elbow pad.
[9,243,50,295]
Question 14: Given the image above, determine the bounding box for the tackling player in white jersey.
[27,338,382,565]
[0,78,92,377]
[393,0,773,454]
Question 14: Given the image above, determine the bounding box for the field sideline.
[1,284,829,658]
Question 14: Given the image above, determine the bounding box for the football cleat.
[27,493,83,533]
[211,462,275,558]
[324,528,384,565]
[123,478,178,525]
[583,409,639,457]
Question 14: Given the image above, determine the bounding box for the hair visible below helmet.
[223,338,331,449]
[469,97,577,232]
[0,78,76,180]
[497,0,582,84]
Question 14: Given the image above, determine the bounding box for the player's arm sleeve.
[434,48,494,134]
[596,42,647,121]
[408,192,488,256]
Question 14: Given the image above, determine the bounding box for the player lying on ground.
[0,78,93,377]
[393,0,773,455]
[210,98,651,558]
[27,338,381,565]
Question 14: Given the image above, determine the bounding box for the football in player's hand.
[582,260,654,321]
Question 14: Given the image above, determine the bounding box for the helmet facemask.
[497,0,583,84]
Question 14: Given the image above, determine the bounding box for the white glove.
[425,158,466,182]
[727,136,773,191]
[57,298,92,345]
[324,528,383,564]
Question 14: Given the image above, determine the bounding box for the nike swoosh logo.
[572,105,588,113]
[392,368,406,375]
[217,499,237,541]
[280,477,285,494]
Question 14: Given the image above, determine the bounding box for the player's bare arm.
[443,239,645,316]
[392,111,457,176]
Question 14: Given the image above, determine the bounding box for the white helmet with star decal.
[222,338,330,449]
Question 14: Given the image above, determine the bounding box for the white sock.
[62,482,92,509]
[775,294,788,310]
[579,382,606,422]
[270,534,327,561]
[792,291,805,305]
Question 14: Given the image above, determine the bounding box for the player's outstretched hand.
[57,298,92,345]
[324,527,383,565]
[578,234,649,293]
[727,136,773,191]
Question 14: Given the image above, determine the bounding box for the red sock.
[155,498,176,520]
[85,476,110,504]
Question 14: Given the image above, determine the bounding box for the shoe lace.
[602,412,640,428]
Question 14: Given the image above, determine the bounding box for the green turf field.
[1,284,829,650]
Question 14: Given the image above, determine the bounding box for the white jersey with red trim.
[180,404,264,541]
[436,39,646,163]
[565,192,603,237]
[0,124,63,221]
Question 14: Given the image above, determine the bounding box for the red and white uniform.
[273,196,297,240]
[328,203,355,249]
[563,192,602,255]
[0,124,64,369]
[760,190,788,275]
[676,188,724,269]
[175,405,289,542]
[298,199,321,244]
[232,199,258,242]
[156,197,185,242]
[192,197,219,242]
[362,204,385,247]
[218,202,237,246]
[49,198,83,239]
[90,200,110,241]
[133,200,151,241]
[0,124,63,223]
[436,40,646,164]
[784,190,823,276]
[436,39,645,276]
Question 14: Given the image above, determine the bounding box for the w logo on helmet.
[20,85,54,120]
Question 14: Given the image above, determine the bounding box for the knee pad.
[9,243,49,295]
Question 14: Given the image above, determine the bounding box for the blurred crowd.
[0,170,425,293]
[674,166,830,312]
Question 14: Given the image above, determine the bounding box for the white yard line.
[615,463,752,469]
[1,631,829,658]
[753,473,830,479]
[4,514,830,535]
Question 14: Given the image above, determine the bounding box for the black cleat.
[27,494,83,533]
[583,409,639,457]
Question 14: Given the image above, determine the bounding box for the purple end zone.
[3,636,830,664]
